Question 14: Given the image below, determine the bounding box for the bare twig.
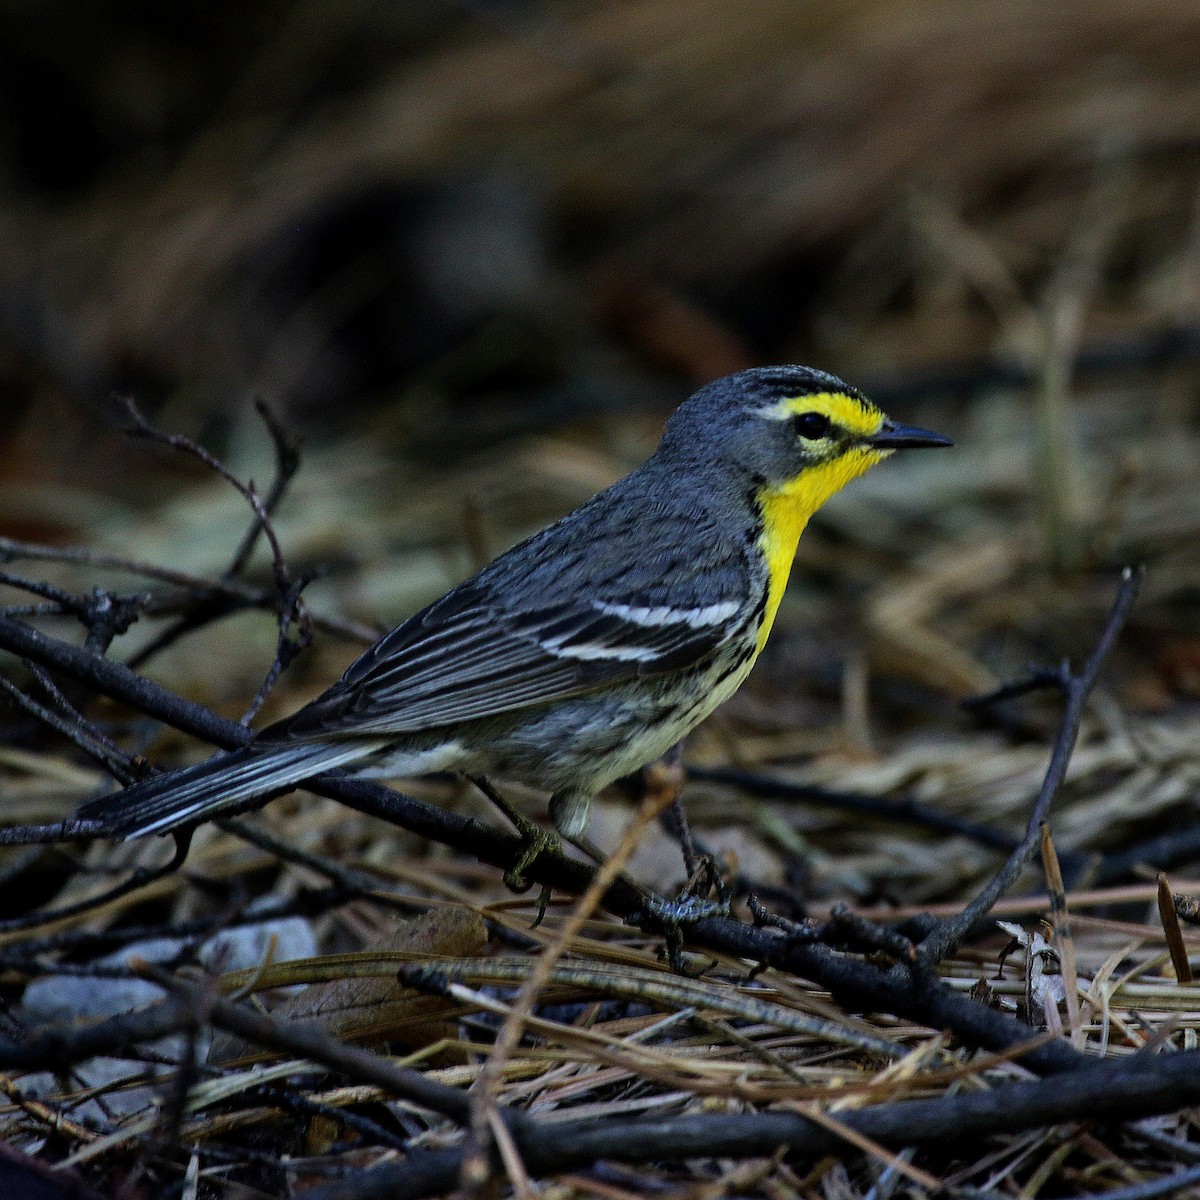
[115,395,291,596]
[115,395,315,718]
[239,571,314,725]
[916,567,1142,964]
[0,534,376,643]
[224,397,304,579]
[0,998,193,1071]
[959,665,1068,713]
[0,567,150,654]
[690,765,1038,861]
[249,1085,410,1153]
[0,839,188,934]
[0,673,135,783]
[0,570,89,612]
[0,885,349,967]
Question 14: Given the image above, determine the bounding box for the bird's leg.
[654,743,699,877]
[468,776,563,896]
[615,751,725,973]
[661,795,701,881]
[652,746,725,905]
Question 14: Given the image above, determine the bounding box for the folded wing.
[274,581,745,740]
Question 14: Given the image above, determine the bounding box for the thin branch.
[959,665,1068,714]
[0,673,134,783]
[0,998,193,1071]
[250,1085,410,1153]
[916,566,1142,965]
[0,570,88,612]
[691,765,1036,860]
[116,395,317,717]
[0,570,150,654]
[115,395,291,596]
[225,397,304,579]
[0,534,377,644]
[219,817,399,905]
[0,884,350,965]
[240,571,314,724]
[0,838,188,934]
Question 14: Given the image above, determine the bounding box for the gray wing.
[273,491,753,740]
[274,579,743,739]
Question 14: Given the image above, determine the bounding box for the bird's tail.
[75,739,369,839]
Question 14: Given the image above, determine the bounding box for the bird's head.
[659,366,952,514]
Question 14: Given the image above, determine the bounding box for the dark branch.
[225,397,304,579]
[0,838,187,934]
[690,765,1035,860]
[298,1045,1200,1200]
[916,566,1142,964]
[0,533,376,644]
[0,999,193,1071]
[115,394,291,596]
[959,664,1068,713]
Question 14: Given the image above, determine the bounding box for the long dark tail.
[75,740,370,839]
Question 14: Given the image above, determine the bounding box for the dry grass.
[2,2,1200,1196]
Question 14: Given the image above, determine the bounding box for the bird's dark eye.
[792,412,832,441]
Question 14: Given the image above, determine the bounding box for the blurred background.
[3,0,1200,903]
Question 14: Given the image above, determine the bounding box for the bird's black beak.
[865,420,953,450]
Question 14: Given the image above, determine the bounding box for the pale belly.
[352,608,767,800]
[470,629,763,797]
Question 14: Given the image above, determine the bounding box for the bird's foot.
[628,889,729,974]
[502,809,564,894]
[468,775,564,896]
[636,890,730,928]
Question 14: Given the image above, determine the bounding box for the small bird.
[77,366,950,847]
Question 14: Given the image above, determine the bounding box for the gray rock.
[17,914,317,1125]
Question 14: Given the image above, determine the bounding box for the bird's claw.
[628,890,730,974]
[635,891,730,927]
[502,816,563,894]
[682,852,728,908]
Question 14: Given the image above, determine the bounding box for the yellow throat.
[753,392,887,650]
